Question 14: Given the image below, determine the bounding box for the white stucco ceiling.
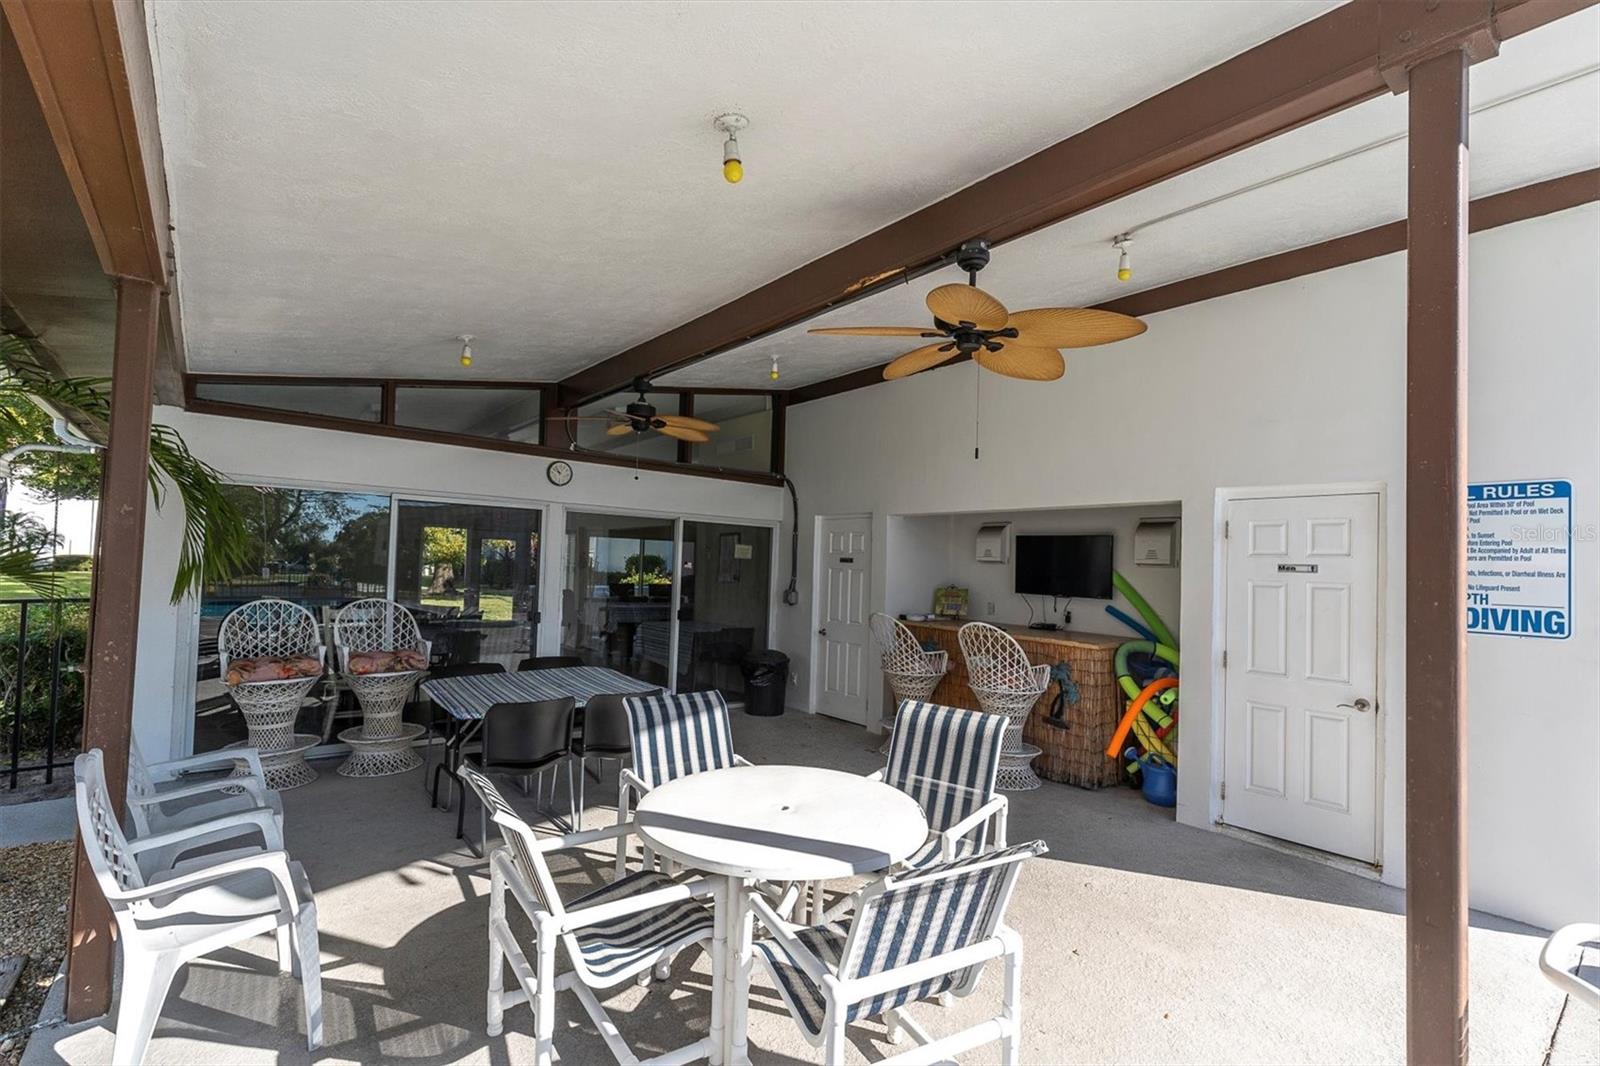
[148,0,1342,381]
[658,8,1600,390]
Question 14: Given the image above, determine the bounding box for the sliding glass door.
[193,486,391,754]
[677,521,772,694]
[189,488,775,758]
[393,500,541,671]
[561,511,676,687]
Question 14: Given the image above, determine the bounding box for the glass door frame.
[388,492,550,671]
[390,492,553,656]
[553,504,782,693]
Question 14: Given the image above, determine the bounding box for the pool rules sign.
[1467,479,1572,639]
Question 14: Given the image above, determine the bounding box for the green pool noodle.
[1115,640,1180,727]
[1113,570,1178,651]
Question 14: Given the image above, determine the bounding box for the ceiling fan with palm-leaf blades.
[808,240,1147,381]
[554,378,720,443]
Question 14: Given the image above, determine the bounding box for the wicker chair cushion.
[346,648,428,675]
[225,655,323,686]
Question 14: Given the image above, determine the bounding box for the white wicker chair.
[219,599,327,791]
[333,598,430,778]
[957,623,1050,791]
[75,749,323,1065]
[870,613,949,753]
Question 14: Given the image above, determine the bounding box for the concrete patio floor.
[23,710,1595,1065]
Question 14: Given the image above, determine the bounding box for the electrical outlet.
[986,601,996,616]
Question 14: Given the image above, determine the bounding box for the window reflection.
[193,487,391,753]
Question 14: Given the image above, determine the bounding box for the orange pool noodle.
[1105,677,1180,759]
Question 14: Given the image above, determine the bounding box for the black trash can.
[741,650,789,716]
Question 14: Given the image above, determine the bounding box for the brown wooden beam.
[65,277,159,1022]
[1402,45,1473,1066]
[559,0,1591,405]
[1,0,166,285]
[789,167,1599,405]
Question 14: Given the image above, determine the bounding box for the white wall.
[778,203,1600,930]
[886,505,1181,637]
[131,408,784,761]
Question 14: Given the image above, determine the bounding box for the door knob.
[1337,698,1372,713]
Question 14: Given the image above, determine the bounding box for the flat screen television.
[1013,534,1114,599]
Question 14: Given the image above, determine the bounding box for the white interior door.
[1223,492,1380,863]
[816,516,870,724]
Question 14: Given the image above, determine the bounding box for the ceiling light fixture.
[457,334,474,368]
[713,113,749,184]
[1112,235,1132,282]
[769,355,780,382]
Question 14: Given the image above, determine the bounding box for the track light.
[457,334,474,368]
[1112,235,1133,282]
[714,113,749,184]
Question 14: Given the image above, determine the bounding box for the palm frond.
[0,512,64,595]
[1,332,250,602]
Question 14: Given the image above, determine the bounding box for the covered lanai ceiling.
[147,1,1598,395]
[661,7,1600,390]
[148,0,1340,381]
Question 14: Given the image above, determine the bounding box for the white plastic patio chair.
[1540,920,1600,1012]
[75,749,323,1066]
[615,690,752,877]
[958,622,1051,791]
[461,764,722,1066]
[125,739,283,873]
[751,840,1046,1065]
[869,613,949,750]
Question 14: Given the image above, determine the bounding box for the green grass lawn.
[0,571,94,601]
[418,590,515,622]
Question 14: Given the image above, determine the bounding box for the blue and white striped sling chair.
[751,840,1046,1065]
[462,763,723,1066]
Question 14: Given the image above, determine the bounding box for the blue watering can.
[1136,753,1177,808]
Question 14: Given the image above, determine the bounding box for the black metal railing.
[1,597,90,790]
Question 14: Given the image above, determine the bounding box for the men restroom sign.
[1467,479,1572,639]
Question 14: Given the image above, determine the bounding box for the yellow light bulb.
[1117,267,1132,282]
[723,157,743,184]
[460,352,472,367]
[770,366,780,381]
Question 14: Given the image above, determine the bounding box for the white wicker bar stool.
[870,612,949,753]
[219,599,327,791]
[958,622,1050,792]
[333,598,430,778]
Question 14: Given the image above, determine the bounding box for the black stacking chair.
[569,689,659,814]
[419,661,506,806]
[456,697,577,855]
[516,655,584,671]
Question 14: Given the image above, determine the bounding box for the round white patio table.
[634,764,928,1066]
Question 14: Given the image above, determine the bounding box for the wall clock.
[546,460,573,487]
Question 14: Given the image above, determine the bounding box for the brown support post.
[65,276,160,1022]
[541,386,574,451]
[1404,46,1471,1066]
